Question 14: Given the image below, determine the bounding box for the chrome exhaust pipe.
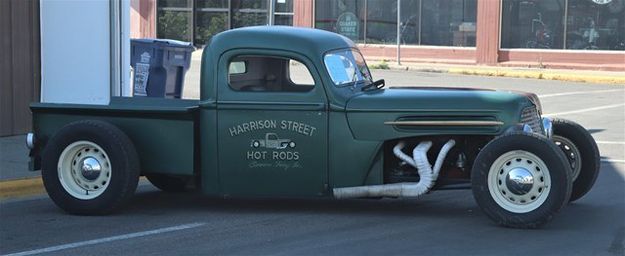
[333,140,456,199]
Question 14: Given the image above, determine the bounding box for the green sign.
[336,12,359,40]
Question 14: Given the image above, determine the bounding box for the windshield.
[323,49,372,87]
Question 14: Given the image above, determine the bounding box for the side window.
[229,61,247,74]
[288,60,315,86]
[228,56,315,92]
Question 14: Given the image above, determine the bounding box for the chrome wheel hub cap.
[488,150,551,213]
[58,141,112,200]
[506,167,534,195]
[80,157,102,181]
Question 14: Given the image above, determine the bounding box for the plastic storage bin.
[130,39,195,98]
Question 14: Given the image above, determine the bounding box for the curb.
[0,176,151,201]
[368,61,625,85]
[446,68,625,85]
[0,177,45,200]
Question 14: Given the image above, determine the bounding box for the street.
[1,68,624,255]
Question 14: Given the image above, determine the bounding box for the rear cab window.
[228,56,315,93]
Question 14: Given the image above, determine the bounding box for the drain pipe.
[333,140,456,199]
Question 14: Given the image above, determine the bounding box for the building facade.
[141,0,625,71]
[0,0,41,136]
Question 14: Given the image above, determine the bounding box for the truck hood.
[344,87,536,140]
[346,87,534,111]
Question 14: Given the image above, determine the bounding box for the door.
[216,50,328,197]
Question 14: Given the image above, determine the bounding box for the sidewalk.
[0,135,43,199]
[366,61,625,85]
[0,135,37,181]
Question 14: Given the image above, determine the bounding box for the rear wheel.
[472,132,571,228]
[42,120,140,215]
[552,118,600,202]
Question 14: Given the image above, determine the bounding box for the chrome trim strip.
[384,120,505,126]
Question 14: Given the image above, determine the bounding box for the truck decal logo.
[229,120,316,137]
[229,120,316,171]
[250,133,296,149]
[246,132,300,165]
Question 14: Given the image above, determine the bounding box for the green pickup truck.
[27,26,600,228]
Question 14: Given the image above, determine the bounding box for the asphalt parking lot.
[1,67,624,255]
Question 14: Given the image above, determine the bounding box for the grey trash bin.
[130,39,195,98]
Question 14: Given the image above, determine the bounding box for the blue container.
[130,39,195,98]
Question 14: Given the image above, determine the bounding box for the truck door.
[216,50,328,197]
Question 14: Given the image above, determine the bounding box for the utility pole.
[396,0,401,65]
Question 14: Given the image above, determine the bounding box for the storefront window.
[231,0,268,28]
[315,0,366,42]
[400,0,421,45]
[195,12,228,45]
[421,0,477,46]
[158,0,294,45]
[274,0,294,26]
[565,0,625,50]
[157,0,193,42]
[502,0,623,51]
[366,0,397,44]
[501,0,565,49]
[195,0,228,45]
[314,0,476,46]
[197,0,228,8]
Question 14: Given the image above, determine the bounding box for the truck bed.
[31,97,200,176]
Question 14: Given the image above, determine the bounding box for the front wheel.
[552,118,600,202]
[472,132,572,228]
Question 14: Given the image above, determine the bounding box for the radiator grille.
[521,106,543,135]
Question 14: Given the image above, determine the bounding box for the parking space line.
[596,141,625,145]
[3,222,206,256]
[539,89,624,99]
[602,159,625,164]
[543,103,625,117]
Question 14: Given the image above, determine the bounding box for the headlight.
[522,124,533,133]
[542,117,553,139]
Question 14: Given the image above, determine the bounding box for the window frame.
[217,49,328,104]
[224,54,319,94]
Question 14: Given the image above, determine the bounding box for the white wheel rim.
[553,135,582,181]
[58,141,112,200]
[487,150,551,213]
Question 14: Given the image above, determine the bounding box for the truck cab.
[28,26,600,229]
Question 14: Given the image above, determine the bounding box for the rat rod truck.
[27,26,600,228]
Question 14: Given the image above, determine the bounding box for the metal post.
[418,0,422,45]
[397,0,401,65]
[364,0,367,44]
[563,0,569,49]
[228,0,232,29]
[268,0,275,25]
[110,0,121,97]
[190,0,195,44]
